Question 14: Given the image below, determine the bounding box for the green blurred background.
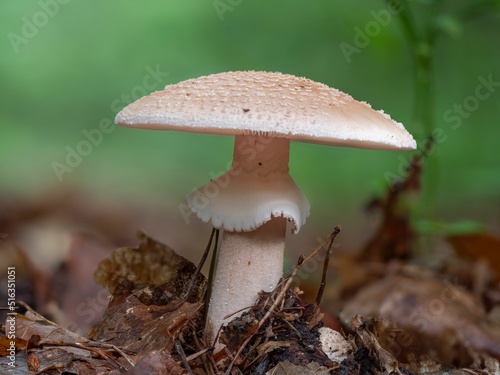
[1,1,499,258]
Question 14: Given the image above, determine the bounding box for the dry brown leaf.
[16,309,89,351]
[1,303,135,374]
[257,341,291,357]
[340,270,500,368]
[89,294,202,356]
[126,350,186,375]
[266,360,331,374]
[220,312,259,351]
[0,335,27,356]
[0,230,209,374]
[351,315,402,375]
[94,231,206,302]
[90,233,205,357]
[306,306,325,331]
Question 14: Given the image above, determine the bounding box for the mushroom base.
[206,217,286,344]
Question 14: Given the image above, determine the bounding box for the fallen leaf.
[0,335,27,356]
[16,311,89,352]
[126,350,186,375]
[339,270,500,368]
[94,232,206,302]
[257,341,291,357]
[1,303,136,373]
[266,360,330,374]
[351,315,402,375]
[89,294,202,356]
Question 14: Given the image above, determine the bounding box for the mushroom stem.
[206,217,286,342]
[232,135,290,177]
[201,135,308,344]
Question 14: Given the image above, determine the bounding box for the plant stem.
[387,0,444,219]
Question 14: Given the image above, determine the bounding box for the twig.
[207,229,220,296]
[184,228,217,301]
[175,340,195,375]
[184,347,213,363]
[224,325,259,375]
[316,225,341,305]
[166,228,219,314]
[223,304,257,320]
[280,318,302,339]
[85,342,136,367]
[241,335,264,371]
[191,329,216,374]
[204,229,220,335]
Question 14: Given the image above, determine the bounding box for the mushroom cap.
[116,71,416,150]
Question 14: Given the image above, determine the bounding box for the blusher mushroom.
[115,71,416,344]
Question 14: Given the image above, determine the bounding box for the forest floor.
[1,156,500,374]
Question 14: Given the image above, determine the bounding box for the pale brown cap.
[116,71,416,150]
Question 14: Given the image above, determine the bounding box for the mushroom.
[115,71,416,343]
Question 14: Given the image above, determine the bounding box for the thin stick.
[206,229,220,300]
[175,340,195,375]
[240,336,264,371]
[280,318,302,339]
[85,342,136,367]
[184,228,216,301]
[204,229,220,326]
[316,225,341,305]
[191,329,216,374]
[183,347,212,363]
[165,229,218,314]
